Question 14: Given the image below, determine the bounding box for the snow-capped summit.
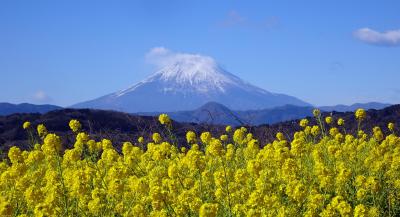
[154,54,222,84]
[73,51,310,112]
[119,54,241,95]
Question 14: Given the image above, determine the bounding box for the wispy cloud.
[145,47,216,69]
[218,10,279,30]
[219,10,247,28]
[329,61,344,72]
[353,28,400,47]
[32,90,53,103]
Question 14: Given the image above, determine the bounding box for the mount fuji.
[73,54,310,112]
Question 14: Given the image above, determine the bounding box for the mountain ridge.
[0,103,62,116]
[1,102,392,126]
[138,102,392,126]
[319,102,391,112]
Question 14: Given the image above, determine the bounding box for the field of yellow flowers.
[1,109,400,216]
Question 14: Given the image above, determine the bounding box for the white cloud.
[32,90,52,103]
[353,28,400,46]
[145,47,216,68]
[146,46,170,57]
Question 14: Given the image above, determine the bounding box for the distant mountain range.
[138,102,313,126]
[138,102,392,126]
[0,103,62,116]
[319,102,391,112]
[0,102,393,126]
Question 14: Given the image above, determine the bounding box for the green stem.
[56,155,69,216]
[222,159,232,217]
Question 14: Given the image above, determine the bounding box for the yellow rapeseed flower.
[8,146,22,164]
[23,121,31,129]
[200,132,212,144]
[355,108,366,121]
[0,196,13,216]
[41,133,62,155]
[152,133,162,143]
[37,124,47,137]
[311,125,320,136]
[388,122,395,131]
[354,204,367,217]
[199,203,218,217]
[337,118,344,126]
[69,119,81,133]
[313,109,321,117]
[299,119,309,128]
[138,136,144,143]
[186,131,197,144]
[158,114,171,125]
[225,125,232,133]
[276,132,285,141]
[220,134,228,141]
[325,116,333,124]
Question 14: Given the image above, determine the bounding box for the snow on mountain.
[72,52,311,112]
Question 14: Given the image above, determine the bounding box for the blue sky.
[0,0,399,107]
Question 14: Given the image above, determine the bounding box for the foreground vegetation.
[1,109,399,216]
